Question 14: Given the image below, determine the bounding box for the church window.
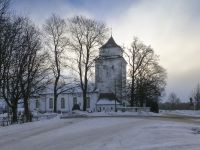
[106,68,109,77]
[49,98,53,109]
[61,98,65,109]
[35,100,40,109]
[86,97,90,108]
[73,97,77,106]
[112,65,115,70]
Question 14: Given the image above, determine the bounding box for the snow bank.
[60,110,160,118]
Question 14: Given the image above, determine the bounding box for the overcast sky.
[10,0,200,102]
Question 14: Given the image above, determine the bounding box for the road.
[0,116,200,150]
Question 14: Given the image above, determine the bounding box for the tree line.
[0,0,166,123]
[161,83,200,110]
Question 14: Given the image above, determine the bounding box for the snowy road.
[1,117,200,150]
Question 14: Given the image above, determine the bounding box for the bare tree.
[19,18,50,122]
[0,0,24,123]
[168,92,180,110]
[1,17,26,123]
[1,14,49,122]
[0,0,9,17]
[68,16,108,111]
[0,0,10,89]
[43,14,68,112]
[191,83,200,110]
[137,61,166,108]
[168,92,180,104]
[125,37,155,106]
[125,37,166,112]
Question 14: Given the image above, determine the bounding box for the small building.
[96,93,122,112]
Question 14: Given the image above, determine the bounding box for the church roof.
[101,36,121,49]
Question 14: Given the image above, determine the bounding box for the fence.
[0,113,57,127]
[117,107,150,112]
[32,114,57,121]
[0,117,11,126]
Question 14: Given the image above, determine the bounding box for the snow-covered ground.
[160,110,200,117]
[63,109,200,118]
[1,116,200,150]
[0,113,7,118]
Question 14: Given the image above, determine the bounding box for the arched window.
[73,97,77,106]
[86,97,90,108]
[49,98,53,109]
[61,98,65,109]
[35,100,40,109]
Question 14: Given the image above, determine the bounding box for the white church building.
[28,36,127,112]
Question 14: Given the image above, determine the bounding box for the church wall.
[28,92,98,112]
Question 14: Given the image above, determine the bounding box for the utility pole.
[194,99,196,112]
[115,79,117,112]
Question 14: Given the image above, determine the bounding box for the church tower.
[95,36,127,102]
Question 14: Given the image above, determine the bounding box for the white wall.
[95,56,126,101]
[100,47,123,57]
[29,92,98,112]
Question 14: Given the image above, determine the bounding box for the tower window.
[112,65,115,70]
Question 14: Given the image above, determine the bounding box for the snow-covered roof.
[96,99,121,105]
[39,83,97,95]
[96,93,121,105]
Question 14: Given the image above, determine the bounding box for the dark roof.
[101,36,121,49]
[98,93,119,101]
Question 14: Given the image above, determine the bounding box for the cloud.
[10,0,200,101]
[106,0,200,101]
[10,0,93,26]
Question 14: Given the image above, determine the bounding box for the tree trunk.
[53,77,59,113]
[11,105,18,123]
[53,93,58,113]
[24,98,31,122]
[83,89,87,111]
[130,75,135,107]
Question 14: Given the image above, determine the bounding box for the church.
[28,36,127,112]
